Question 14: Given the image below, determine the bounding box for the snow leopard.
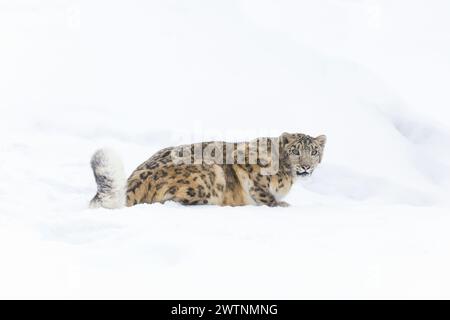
[89,132,326,208]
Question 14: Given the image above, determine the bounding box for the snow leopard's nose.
[301,165,311,171]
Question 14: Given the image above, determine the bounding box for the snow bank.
[1,0,450,298]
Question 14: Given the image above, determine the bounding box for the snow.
[1,0,450,299]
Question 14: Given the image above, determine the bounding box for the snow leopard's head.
[281,133,327,177]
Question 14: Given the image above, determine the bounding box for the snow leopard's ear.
[281,132,293,146]
[315,135,327,148]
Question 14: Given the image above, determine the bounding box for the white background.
[1,0,450,299]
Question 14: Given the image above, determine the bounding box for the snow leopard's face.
[281,133,327,177]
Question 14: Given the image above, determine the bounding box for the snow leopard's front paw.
[277,201,290,207]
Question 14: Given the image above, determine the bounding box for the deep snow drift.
[1,0,450,299]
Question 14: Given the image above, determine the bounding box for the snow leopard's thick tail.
[89,149,127,209]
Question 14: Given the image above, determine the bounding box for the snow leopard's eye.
[311,150,318,156]
[291,149,300,155]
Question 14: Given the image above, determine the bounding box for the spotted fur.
[89,133,326,208]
